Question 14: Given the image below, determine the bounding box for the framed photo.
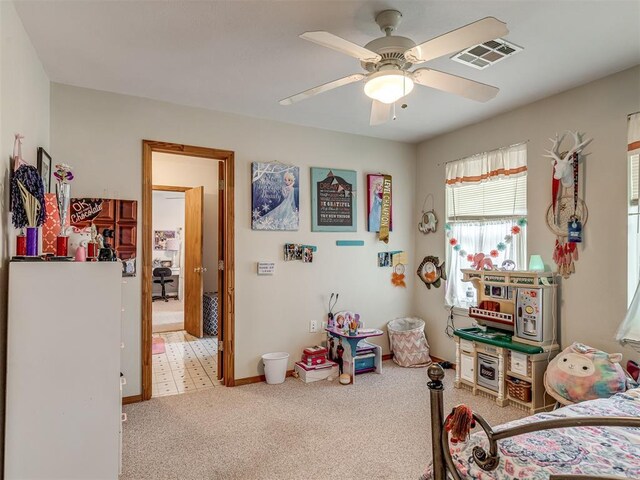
[154,230,175,250]
[252,162,299,231]
[367,174,392,233]
[311,167,357,232]
[37,147,52,193]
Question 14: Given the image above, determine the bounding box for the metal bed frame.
[427,364,640,480]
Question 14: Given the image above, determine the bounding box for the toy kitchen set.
[454,269,560,413]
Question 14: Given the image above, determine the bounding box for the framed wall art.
[311,167,357,232]
[252,162,299,231]
[37,147,52,194]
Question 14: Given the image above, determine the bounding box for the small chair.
[152,267,174,302]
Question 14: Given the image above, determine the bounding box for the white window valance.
[629,112,640,153]
[445,142,527,186]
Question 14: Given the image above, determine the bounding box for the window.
[628,113,640,304]
[621,112,640,350]
[444,143,527,308]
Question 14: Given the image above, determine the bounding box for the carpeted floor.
[122,362,526,480]
[153,299,184,333]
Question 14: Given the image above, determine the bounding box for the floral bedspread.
[423,388,640,479]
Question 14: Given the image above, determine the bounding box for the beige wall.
[51,83,417,395]
[153,153,219,293]
[1,0,50,467]
[414,66,640,363]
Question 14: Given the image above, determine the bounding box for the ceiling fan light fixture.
[364,71,414,104]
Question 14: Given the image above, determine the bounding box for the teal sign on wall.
[311,167,357,232]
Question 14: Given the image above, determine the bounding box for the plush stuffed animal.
[544,342,628,405]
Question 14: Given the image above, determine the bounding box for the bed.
[424,365,640,480]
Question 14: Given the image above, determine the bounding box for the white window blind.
[630,153,639,205]
[446,175,527,220]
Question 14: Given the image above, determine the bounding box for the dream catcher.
[544,131,592,278]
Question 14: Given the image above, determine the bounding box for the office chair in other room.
[152,267,174,302]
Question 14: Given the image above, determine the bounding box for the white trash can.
[262,352,290,384]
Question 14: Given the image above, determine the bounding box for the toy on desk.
[348,315,359,336]
[327,293,339,328]
[334,311,360,332]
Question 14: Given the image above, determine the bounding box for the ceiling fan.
[279,10,508,125]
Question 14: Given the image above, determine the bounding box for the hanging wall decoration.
[391,251,407,288]
[418,194,438,234]
[367,174,392,242]
[311,168,356,232]
[544,131,592,278]
[417,255,446,289]
[252,162,300,231]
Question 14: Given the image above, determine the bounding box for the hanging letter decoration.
[379,175,392,244]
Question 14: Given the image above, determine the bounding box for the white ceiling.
[15,1,640,143]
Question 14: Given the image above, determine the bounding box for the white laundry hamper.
[262,352,289,384]
[387,317,432,368]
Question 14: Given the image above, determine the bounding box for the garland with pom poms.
[446,217,526,265]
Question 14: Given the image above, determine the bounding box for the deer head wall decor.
[544,131,592,188]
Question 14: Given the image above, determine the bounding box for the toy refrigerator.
[515,287,555,347]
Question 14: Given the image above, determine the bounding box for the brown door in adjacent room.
[184,186,204,338]
[217,162,225,379]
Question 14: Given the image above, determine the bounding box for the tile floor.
[152,331,219,397]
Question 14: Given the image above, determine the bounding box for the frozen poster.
[252,162,300,231]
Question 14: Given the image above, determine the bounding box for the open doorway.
[151,187,186,334]
[142,141,235,401]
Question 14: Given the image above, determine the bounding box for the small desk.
[325,327,383,384]
[152,267,181,300]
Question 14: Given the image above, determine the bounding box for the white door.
[460,353,475,382]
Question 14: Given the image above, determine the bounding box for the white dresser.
[5,262,123,480]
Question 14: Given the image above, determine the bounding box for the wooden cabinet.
[5,262,122,479]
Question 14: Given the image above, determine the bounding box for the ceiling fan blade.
[279,74,365,105]
[370,100,392,126]
[412,68,499,102]
[300,31,381,63]
[405,17,508,64]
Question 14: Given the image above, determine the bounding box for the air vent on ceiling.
[451,38,522,70]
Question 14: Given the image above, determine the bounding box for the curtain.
[445,219,526,307]
[620,112,640,351]
[446,142,527,185]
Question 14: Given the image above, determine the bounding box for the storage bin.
[507,377,532,402]
[387,317,431,368]
[203,292,218,336]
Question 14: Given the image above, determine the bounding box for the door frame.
[142,140,235,401]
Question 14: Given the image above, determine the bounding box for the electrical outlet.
[309,320,318,333]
